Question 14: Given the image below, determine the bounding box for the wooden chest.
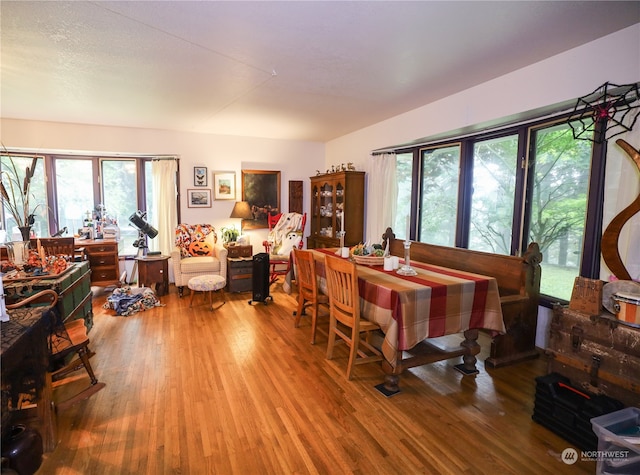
[225,244,253,258]
[4,261,93,330]
[546,305,640,407]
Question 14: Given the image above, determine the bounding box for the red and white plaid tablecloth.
[310,249,505,369]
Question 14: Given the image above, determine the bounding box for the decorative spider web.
[569,81,640,144]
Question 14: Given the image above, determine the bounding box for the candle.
[405,216,410,243]
[340,209,345,234]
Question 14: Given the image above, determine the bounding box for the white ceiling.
[2,1,639,142]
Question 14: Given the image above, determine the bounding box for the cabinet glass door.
[320,182,334,238]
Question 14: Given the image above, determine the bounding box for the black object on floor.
[248,253,271,305]
[532,372,624,451]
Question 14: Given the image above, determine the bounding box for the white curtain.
[601,126,640,282]
[149,158,178,256]
[365,152,397,244]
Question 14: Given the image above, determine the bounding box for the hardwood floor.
[37,284,595,474]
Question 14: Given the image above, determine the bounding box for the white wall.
[0,119,325,248]
[326,24,640,175]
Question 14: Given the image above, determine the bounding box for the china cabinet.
[308,171,365,249]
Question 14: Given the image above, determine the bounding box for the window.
[527,121,593,300]
[1,154,48,240]
[469,135,518,254]
[1,153,158,257]
[54,158,95,236]
[419,144,460,246]
[395,114,598,303]
[394,152,414,240]
[101,159,139,255]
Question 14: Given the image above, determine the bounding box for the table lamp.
[230,201,253,227]
[229,201,253,245]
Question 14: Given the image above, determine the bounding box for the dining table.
[309,248,506,395]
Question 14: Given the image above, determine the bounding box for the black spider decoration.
[569,81,640,144]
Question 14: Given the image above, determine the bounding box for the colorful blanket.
[103,286,163,316]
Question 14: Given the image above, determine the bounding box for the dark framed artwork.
[187,189,212,208]
[241,170,281,229]
[194,167,207,186]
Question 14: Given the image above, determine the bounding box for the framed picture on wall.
[187,189,212,208]
[213,171,236,200]
[194,167,207,186]
[241,170,281,229]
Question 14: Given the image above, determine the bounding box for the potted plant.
[221,225,240,245]
[0,154,41,241]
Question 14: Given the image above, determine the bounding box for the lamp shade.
[230,201,253,220]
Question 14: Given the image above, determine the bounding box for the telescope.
[129,210,158,239]
[127,211,158,284]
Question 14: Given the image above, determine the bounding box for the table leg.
[38,372,57,452]
[454,328,480,375]
[379,355,403,396]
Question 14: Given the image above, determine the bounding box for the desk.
[310,249,505,393]
[1,308,56,451]
[75,239,120,287]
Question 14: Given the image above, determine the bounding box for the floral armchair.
[171,224,228,297]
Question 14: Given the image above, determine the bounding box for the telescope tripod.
[128,231,148,285]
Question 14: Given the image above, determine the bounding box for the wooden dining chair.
[324,255,382,380]
[6,290,105,410]
[292,249,329,344]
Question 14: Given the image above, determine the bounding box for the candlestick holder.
[397,241,417,276]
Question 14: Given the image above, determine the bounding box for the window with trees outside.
[395,115,597,303]
[1,154,156,257]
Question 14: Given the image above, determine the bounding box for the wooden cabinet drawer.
[76,239,121,287]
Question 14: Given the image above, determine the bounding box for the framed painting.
[194,167,207,187]
[241,170,281,229]
[187,189,212,208]
[213,171,236,200]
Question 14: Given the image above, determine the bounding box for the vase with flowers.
[0,154,41,244]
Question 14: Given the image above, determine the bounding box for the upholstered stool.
[187,275,226,311]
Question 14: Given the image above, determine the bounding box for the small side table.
[227,257,253,292]
[136,255,170,296]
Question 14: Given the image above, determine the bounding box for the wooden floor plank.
[36,284,596,474]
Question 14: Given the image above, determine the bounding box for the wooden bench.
[384,229,542,368]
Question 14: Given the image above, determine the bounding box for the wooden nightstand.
[136,255,170,296]
[227,257,253,292]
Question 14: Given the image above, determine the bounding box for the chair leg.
[326,316,337,360]
[178,286,184,297]
[294,296,305,327]
[55,346,105,410]
[77,346,99,385]
[310,302,318,345]
[345,328,360,380]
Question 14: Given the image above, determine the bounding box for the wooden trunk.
[546,305,640,407]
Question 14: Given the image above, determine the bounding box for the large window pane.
[419,145,460,246]
[1,154,47,241]
[55,158,95,237]
[102,159,138,255]
[394,153,413,239]
[469,135,518,254]
[528,122,592,300]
